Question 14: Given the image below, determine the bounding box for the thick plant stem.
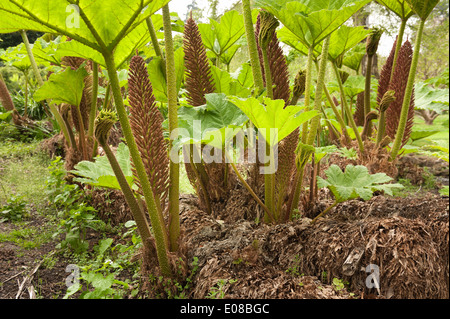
[391,19,407,80]
[61,112,77,150]
[364,54,374,135]
[390,19,425,161]
[89,63,99,158]
[286,168,305,221]
[146,17,164,59]
[103,51,172,277]
[332,62,365,153]
[189,160,212,215]
[146,16,166,77]
[242,0,264,194]
[100,140,154,248]
[261,50,273,99]
[242,0,264,94]
[88,62,99,138]
[376,111,386,147]
[103,84,111,111]
[261,47,275,221]
[304,47,314,110]
[74,103,89,160]
[20,30,72,148]
[263,141,276,222]
[23,72,28,117]
[162,4,180,253]
[305,37,330,147]
[320,64,351,145]
[290,37,330,219]
[301,46,315,143]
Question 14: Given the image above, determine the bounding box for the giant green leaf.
[210,65,251,98]
[70,143,135,190]
[1,35,62,69]
[255,0,371,47]
[232,62,254,89]
[176,93,249,149]
[198,10,245,58]
[198,10,258,61]
[34,66,88,106]
[228,96,319,146]
[147,47,185,103]
[0,111,13,122]
[376,0,415,20]
[405,0,440,20]
[0,0,170,67]
[54,24,151,68]
[342,42,366,72]
[32,36,63,66]
[0,1,168,47]
[150,12,185,40]
[277,27,319,57]
[328,25,371,62]
[220,44,241,66]
[278,24,369,62]
[409,127,440,142]
[317,164,404,202]
[0,43,30,71]
[414,82,449,114]
[327,75,365,99]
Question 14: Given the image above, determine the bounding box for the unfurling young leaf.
[255,12,291,105]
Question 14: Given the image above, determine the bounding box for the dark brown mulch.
[179,193,449,299]
[87,188,134,226]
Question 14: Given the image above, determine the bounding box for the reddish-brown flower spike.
[128,55,170,211]
[353,91,365,127]
[385,40,415,147]
[255,13,291,106]
[183,16,216,107]
[377,38,397,106]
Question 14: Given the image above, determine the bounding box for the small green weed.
[286,255,304,278]
[439,185,449,196]
[332,278,348,292]
[206,278,237,299]
[0,194,28,222]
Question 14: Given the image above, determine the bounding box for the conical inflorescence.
[183,15,216,107]
[128,55,170,212]
[385,40,415,147]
